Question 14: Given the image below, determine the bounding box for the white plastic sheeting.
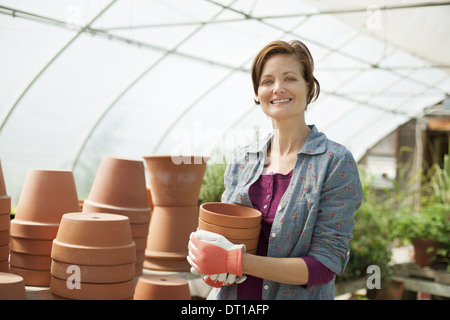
[0,0,449,205]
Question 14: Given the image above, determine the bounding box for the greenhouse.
[0,0,449,301]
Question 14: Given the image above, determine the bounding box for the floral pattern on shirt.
[209,125,363,300]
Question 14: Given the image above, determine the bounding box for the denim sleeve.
[307,147,363,276]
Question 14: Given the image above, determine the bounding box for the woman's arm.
[242,253,309,285]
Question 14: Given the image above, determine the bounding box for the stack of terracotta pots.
[9,169,81,286]
[134,275,191,300]
[82,156,151,276]
[0,272,26,300]
[50,212,136,300]
[0,160,11,272]
[143,155,207,271]
[198,202,262,254]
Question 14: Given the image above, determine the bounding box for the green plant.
[429,153,450,205]
[391,203,450,244]
[199,152,227,204]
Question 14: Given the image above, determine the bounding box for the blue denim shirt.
[209,125,363,300]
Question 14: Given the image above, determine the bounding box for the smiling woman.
[187,40,364,300]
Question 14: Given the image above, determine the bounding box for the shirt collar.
[247,125,327,156]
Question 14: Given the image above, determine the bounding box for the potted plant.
[391,153,450,269]
[391,202,449,268]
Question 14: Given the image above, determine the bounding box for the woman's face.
[256,54,309,122]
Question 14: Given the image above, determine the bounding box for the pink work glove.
[187,230,245,278]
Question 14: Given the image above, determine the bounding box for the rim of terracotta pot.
[146,205,198,255]
[82,199,151,224]
[0,261,9,273]
[0,230,9,245]
[50,276,135,300]
[51,260,135,284]
[0,244,9,261]
[0,196,11,215]
[142,155,208,206]
[51,239,136,266]
[198,218,261,239]
[129,222,151,238]
[9,219,59,240]
[87,156,149,209]
[199,202,262,228]
[134,275,190,300]
[0,214,10,231]
[143,257,191,272]
[15,169,80,223]
[10,251,52,271]
[9,237,53,256]
[0,272,26,300]
[227,237,258,251]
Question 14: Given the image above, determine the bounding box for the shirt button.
[264,285,269,290]
[271,232,277,238]
[266,195,270,199]
[263,204,268,209]
[277,205,282,211]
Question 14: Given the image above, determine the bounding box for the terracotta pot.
[86,156,149,209]
[412,237,441,267]
[373,280,405,300]
[51,260,135,284]
[9,266,51,287]
[9,169,80,283]
[13,169,80,224]
[144,205,198,271]
[50,276,135,300]
[0,272,26,300]
[51,213,136,266]
[83,156,151,277]
[134,275,191,300]
[198,218,261,240]
[199,202,262,228]
[142,155,208,206]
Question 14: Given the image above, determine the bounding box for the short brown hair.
[251,40,320,106]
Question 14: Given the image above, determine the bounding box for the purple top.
[237,169,335,300]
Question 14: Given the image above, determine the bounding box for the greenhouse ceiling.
[1,0,449,205]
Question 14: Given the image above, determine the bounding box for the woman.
[187,40,363,300]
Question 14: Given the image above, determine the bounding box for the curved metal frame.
[0,0,118,133]
[0,0,448,177]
